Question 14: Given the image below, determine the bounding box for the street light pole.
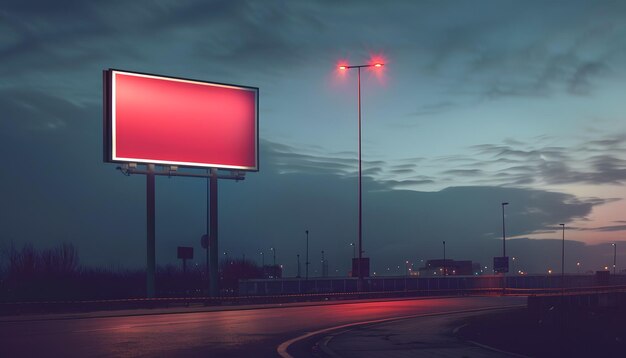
[305,230,309,283]
[613,243,617,275]
[501,202,509,258]
[560,223,565,291]
[271,247,276,267]
[501,202,509,295]
[297,254,301,278]
[443,240,446,276]
[339,62,383,291]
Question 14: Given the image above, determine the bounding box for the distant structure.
[418,259,482,276]
[321,251,329,278]
[264,265,283,279]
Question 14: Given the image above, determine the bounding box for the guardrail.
[2,285,626,316]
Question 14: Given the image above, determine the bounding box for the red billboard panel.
[104,69,258,170]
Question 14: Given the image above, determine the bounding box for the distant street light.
[612,243,617,275]
[338,61,384,291]
[501,202,509,257]
[443,240,447,276]
[270,247,276,267]
[296,254,301,278]
[350,242,356,259]
[260,250,265,278]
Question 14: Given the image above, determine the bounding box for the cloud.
[260,132,626,191]
[211,150,608,273]
[440,169,484,177]
[441,135,626,187]
[266,140,391,178]
[0,88,91,131]
[574,224,626,232]
[389,168,415,175]
[406,101,456,117]
[385,179,435,189]
[568,61,610,95]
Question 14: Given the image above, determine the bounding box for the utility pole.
[501,202,509,296]
[443,240,446,276]
[613,243,617,275]
[305,230,310,283]
[297,254,301,278]
[560,224,565,293]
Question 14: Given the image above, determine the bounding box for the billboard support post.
[209,168,219,297]
[206,170,210,296]
[146,163,156,298]
[119,166,243,298]
[177,247,193,274]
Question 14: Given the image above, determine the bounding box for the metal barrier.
[238,274,626,296]
[2,283,626,316]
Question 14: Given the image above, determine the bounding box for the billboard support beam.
[118,166,245,180]
[146,164,156,298]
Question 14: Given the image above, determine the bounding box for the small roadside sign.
[177,246,193,260]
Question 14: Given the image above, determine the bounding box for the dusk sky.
[2,0,626,275]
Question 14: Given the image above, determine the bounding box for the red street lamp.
[338,61,384,291]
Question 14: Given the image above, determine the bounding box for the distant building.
[264,265,283,279]
[418,259,482,276]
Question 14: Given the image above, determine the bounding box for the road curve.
[0,296,525,357]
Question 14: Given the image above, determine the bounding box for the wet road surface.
[318,309,521,358]
[0,296,525,357]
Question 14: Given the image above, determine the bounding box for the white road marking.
[276,304,524,358]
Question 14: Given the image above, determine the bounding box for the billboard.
[351,257,371,277]
[104,69,258,170]
[177,246,193,260]
[493,256,509,273]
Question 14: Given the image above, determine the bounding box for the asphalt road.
[318,309,521,358]
[0,296,525,357]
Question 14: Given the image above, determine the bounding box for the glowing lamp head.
[374,63,383,67]
[339,65,347,70]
